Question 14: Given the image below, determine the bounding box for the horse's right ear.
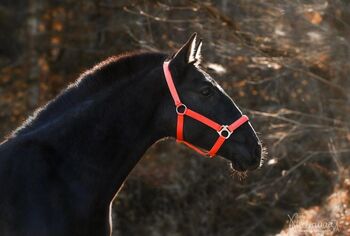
[170,33,199,67]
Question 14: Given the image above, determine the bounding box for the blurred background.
[0,0,349,235]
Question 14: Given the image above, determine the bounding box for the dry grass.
[0,0,349,235]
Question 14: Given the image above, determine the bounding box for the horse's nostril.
[253,144,262,159]
[245,144,262,170]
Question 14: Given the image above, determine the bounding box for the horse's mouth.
[230,157,261,172]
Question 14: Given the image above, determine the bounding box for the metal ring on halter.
[176,104,187,115]
[217,125,232,139]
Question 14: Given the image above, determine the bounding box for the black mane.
[11,52,167,138]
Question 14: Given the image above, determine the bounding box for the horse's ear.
[171,33,202,66]
[192,39,202,65]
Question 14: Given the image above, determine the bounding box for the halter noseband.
[163,60,249,158]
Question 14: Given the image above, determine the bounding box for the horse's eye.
[200,87,212,96]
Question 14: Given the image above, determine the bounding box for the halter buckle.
[176,104,187,115]
[217,125,232,139]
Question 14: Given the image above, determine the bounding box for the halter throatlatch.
[163,60,249,158]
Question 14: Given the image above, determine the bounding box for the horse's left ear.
[171,33,202,66]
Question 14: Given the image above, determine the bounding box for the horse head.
[161,33,263,172]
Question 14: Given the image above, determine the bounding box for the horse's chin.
[216,154,247,172]
[229,161,247,172]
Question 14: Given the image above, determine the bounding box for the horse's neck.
[19,65,167,206]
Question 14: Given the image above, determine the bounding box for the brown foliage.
[0,0,349,235]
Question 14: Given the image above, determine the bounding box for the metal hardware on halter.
[162,60,249,158]
[217,125,232,139]
[176,104,187,115]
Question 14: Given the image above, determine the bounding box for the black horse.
[0,34,262,236]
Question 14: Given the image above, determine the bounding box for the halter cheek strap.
[163,60,249,158]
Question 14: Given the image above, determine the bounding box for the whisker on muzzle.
[227,162,248,180]
[259,146,268,169]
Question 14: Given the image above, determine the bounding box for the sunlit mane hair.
[11,52,168,138]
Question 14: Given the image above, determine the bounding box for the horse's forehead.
[196,67,225,93]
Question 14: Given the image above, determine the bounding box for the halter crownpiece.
[163,60,249,158]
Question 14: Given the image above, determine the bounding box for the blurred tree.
[0,0,349,235]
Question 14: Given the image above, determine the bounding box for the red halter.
[163,60,249,158]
